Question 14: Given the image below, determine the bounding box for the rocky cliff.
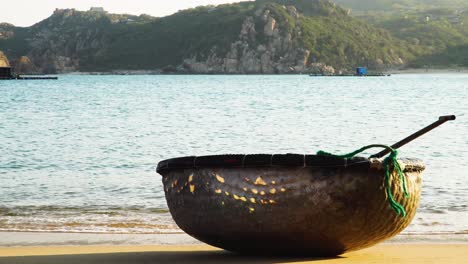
[14,56,38,74]
[180,1,407,74]
[181,7,315,74]
[0,51,10,67]
[0,0,413,74]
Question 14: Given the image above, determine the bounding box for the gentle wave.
[0,206,179,234]
[0,205,466,235]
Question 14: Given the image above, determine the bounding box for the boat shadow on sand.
[0,250,343,264]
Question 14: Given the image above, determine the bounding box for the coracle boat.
[156,116,455,256]
[157,154,423,256]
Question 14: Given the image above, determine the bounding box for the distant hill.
[333,1,468,67]
[334,0,468,12]
[0,0,466,73]
[0,9,156,73]
[0,1,411,74]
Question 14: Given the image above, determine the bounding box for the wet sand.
[0,232,467,263]
[0,244,467,264]
[1,231,466,247]
[0,232,199,247]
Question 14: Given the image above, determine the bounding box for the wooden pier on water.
[0,76,58,80]
[309,73,391,77]
[17,76,58,80]
[0,66,58,80]
[310,67,390,77]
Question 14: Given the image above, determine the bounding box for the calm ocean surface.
[0,74,467,235]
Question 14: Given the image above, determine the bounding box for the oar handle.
[369,115,456,159]
[438,115,457,121]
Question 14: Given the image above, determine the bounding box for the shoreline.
[57,68,468,75]
[0,232,199,247]
[385,68,468,74]
[0,244,467,263]
[0,231,466,247]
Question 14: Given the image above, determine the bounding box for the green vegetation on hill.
[98,0,410,71]
[259,0,347,16]
[374,14,467,47]
[334,0,468,12]
[0,0,467,73]
[412,44,468,67]
[334,0,468,67]
[87,3,254,71]
[298,14,410,68]
[0,23,30,59]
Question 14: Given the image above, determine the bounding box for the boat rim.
[156,154,424,173]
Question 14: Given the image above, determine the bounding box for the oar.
[369,115,456,159]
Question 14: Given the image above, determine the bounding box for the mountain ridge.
[0,0,465,74]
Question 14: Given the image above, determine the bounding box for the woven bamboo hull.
[160,160,423,256]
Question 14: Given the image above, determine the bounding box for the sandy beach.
[0,243,467,264]
[0,232,467,263]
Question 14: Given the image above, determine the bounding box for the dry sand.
[0,244,467,264]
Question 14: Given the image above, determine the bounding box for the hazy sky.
[1,0,252,27]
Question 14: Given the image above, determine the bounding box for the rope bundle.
[317,144,409,217]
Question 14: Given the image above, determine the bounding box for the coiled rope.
[317,144,409,217]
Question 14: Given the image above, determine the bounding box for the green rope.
[317,144,409,217]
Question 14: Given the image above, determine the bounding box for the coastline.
[0,232,197,247]
[0,243,467,264]
[0,231,466,247]
[386,68,468,74]
[60,67,468,75]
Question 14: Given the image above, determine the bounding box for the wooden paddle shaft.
[370,115,456,159]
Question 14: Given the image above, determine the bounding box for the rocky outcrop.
[26,13,108,73]
[181,6,316,74]
[264,17,277,36]
[13,56,38,74]
[1,9,122,73]
[0,51,10,67]
[0,23,14,40]
[309,63,335,75]
[287,6,300,18]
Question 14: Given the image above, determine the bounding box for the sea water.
[0,74,467,235]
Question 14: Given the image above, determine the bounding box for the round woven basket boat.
[156,154,424,256]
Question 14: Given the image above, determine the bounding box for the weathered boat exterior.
[157,155,424,256]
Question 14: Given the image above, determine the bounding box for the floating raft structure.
[309,73,390,77]
[157,153,424,256]
[1,75,58,80]
[310,67,390,77]
[17,76,58,80]
[0,67,58,80]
